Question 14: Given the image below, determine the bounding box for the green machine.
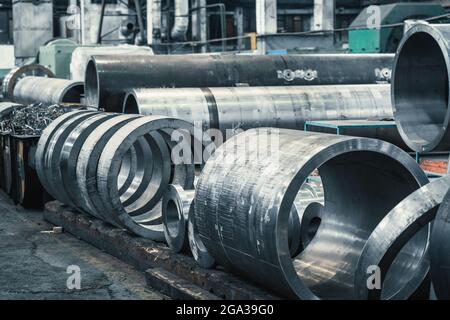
[37,39,78,79]
[349,3,447,53]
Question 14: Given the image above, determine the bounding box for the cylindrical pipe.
[430,185,450,299]
[124,84,392,130]
[171,0,189,40]
[123,85,401,146]
[194,128,428,299]
[86,53,394,112]
[392,23,450,152]
[13,76,84,105]
[355,176,450,300]
[2,64,54,101]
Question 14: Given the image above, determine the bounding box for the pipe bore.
[392,23,450,152]
[162,184,194,252]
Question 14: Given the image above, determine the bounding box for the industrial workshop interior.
[1,0,450,309]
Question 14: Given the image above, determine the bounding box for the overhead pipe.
[392,23,450,152]
[13,77,84,104]
[85,53,394,112]
[194,128,427,299]
[171,0,189,40]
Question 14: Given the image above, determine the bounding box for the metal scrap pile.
[0,103,74,136]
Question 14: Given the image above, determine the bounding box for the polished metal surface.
[59,112,117,214]
[430,181,450,300]
[188,200,216,269]
[86,53,394,112]
[95,116,205,239]
[42,112,100,205]
[355,176,450,300]
[194,128,428,299]
[13,76,84,104]
[36,110,206,240]
[162,184,195,252]
[123,84,393,136]
[392,23,450,152]
[2,64,54,101]
[35,110,91,199]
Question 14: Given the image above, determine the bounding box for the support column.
[256,0,277,54]
[191,0,207,52]
[234,7,244,51]
[313,0,335,31]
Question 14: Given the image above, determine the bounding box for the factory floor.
[0,191,165,300]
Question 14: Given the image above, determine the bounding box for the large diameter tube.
[194,128,427,299]
[124,85,393,129]
[86,53,394,112]
[13,76,84,104]
[392,23,450,152]
[124,84,398,144]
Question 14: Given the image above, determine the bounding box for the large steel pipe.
[430,184,450,299]
[123,84,393,133]
[13,76,84,105]
[392,23,450,152]
[354,176,450,300]
[87,53,394,112]
[194,128,428,299]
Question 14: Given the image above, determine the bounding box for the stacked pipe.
[193,128,428,299]
[35,110,206,239]
[13,77,84,105]
[85,53,394,112]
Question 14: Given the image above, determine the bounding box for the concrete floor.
[0,191,165,300]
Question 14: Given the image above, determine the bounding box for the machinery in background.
[348,3,447,53]
[12,0,53,62]
[37,39,78,80]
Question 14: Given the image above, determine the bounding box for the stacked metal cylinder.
[35,110,205,239]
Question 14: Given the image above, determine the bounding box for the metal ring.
[354,176,450,299]
[162,184,194,252]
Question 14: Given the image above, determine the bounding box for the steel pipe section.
[124,84,393,133]
[194,128,428,299]
[162,184,194,252]
[430,183,450,300]
[188,201,216,269]
[354,176,450,300]
[87,53,394,112]
[392,23,450,152]
[36,111,205,240]
[13,76,84,105]
[2,64,54,101]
